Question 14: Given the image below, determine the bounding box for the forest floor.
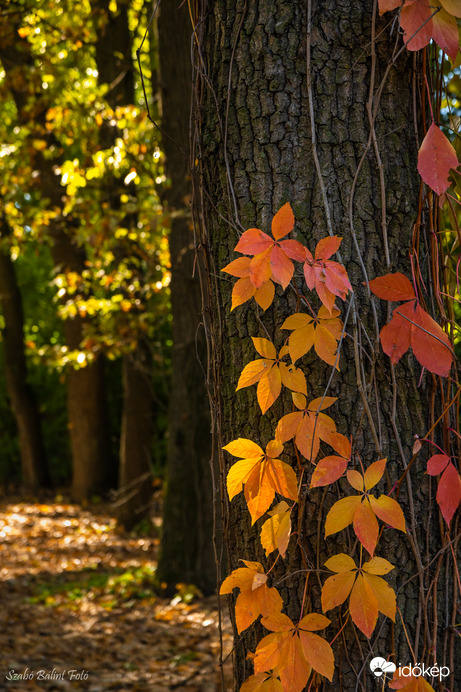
[0,498,233,692]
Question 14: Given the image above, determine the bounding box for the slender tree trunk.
[194,1,458,689]
[0,15,112,501]
[90,0,155,526]
[0,217,50,490]
[156,0,215,594]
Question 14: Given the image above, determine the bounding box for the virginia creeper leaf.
[349,573,379,638]
[417,122,459,195]
[260,501,292,557]
[435,461,461,525]
[369,272,416,301]
[400,0,433,52]
[310,456,348,488]
[431,7,460,60]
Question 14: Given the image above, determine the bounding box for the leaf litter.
[0,499,232,691]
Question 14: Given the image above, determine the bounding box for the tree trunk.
[90,0,155,526]
[156,0,216,595]
[0,218,50,490]
[117,345,154,529]
[194,1,459,689]
[0,15,112,502]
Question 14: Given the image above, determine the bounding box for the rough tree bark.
[156,0,215,594]
[194,1,459,689]
[0,217,50,490]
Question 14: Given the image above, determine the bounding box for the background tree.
[193,1,460,689]
[156,0,216,595]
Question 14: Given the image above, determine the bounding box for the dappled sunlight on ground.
[0,501,232,691]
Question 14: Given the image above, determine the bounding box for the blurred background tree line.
[0,0,215,595]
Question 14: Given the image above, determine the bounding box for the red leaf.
[426,453,450,475]
[369,273,416,301]
[436,462,461,526]
[417,123,459,195]
[271,202,294,240]
[410,303,453,376]
[378,0,403,14]
[432,7,460,60]
[380,302,413,364]
[400,0,433,52]
[235,228,273,255]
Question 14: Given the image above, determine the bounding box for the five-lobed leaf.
[370,274,453,377]
[220,562,283,634]
[325,459,406,555]
[321,553,396,638]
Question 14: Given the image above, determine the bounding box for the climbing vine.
[191,0,461,690]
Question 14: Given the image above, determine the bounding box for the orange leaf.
[235,228,273,255]
[266,439,284,457]
[245,458,297,524]
[308,396,338,412]
[349,573,378,637]
[363,573,396,621]
[254,631,312,692]
[222,256,252,277]
[314,324,340,368]
[257,367,282,413]
[369,495,406,532]
[321,571,356,611]
[227,457,260,501]
[400,0,433,52]
[325,495,361,536]
[276,411,302,443]
[241,673,284,692]
[310,456,348,488]
[251,248,273,287]
[224,438,264,459]
[298,613,331,631]
[252,337,277,360]
[364,458,387,490]
[315,236,342,260]
[440,0,461,17]
[353,498,379,555]
[231,277,256,310]
[410,302,453,377]
[324,553,357,573]
[417,123,459,195]
[389,669,438,690]
[279,362,307,394]
[298,630,334,682]
[347,469,364,492]
[369,272,416,301]
[431,6,460,60]
[220,562,283,634]
[260,501,292,557]
[362,556,395,575]
[237,359,274,389]
[255,280,275,310]
[271,202,295,240]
